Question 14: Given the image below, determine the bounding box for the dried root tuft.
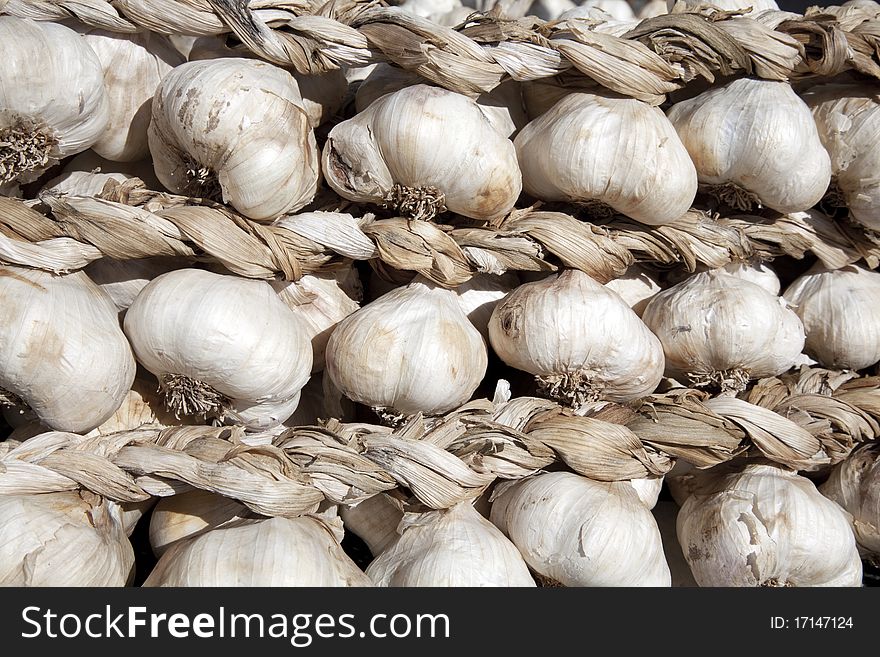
[159,373,230,420]
[383,183,447,221]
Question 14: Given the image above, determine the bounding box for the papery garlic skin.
[123,268,313,429]
[803,83,880,231]
[79,29,183,162]
[820,442,880,557]
[667,0,779,10]
[323,84,522,222]
[144,515,373,587]
[677,463,862,587]
[326,277,488,416]
[604,264,661,317]
[491,472,671,586]
[515,92,697,225]
[454,272,519,339]
[149,489,250,557]
[722,260,781,296]
[642,270,805,384]
[783,264,880,370]
[488,269,665,403]
[148,58,319,221]
[562,0,636,19]
[0,17,110,184]
[667,77,831,213]
[0,267,136,433]
[367,502,536,586]
[0,492,134,586]
[85,256,191,314]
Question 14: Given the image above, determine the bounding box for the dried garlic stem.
[536,370,603,408]
[383,183,447,221]
[687,368,751,394]
[705,182,763,212]
[159,373,230,419]
[0,115,57,185]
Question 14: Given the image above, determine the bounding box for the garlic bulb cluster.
[642,269,805,388]
[78,29,183,162]
[123,268,313,429]
[488,269,665,405]
[326,276,488,417]
[803,83,880,230]
[367,502,537,586]
[677,463,863,586]
[820,442,880,557]
[515,92,697,225]
[339,494,404,557]
[148,58,319,221]
[783,264,880,370]
[0,491,134,586]
[85,256,191,314]
[323,84,522,222]
[0,267,136,433]
[145,515,373,586]
[491,472,672,586]
[604,264,661,317]
[271,270,361,372]
[667,77,831,213]
[149,489,250,557]
[0,16,109,185]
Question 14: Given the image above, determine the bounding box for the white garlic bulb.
[722,260,781,296]
[491,472,672,586]
[149,489,250,557]
[604,264,661,317]
[667,77,831,213]
[144,515,373,586]
[515,92,697,225]
[783,264,880,370]
[272,271,361,373]
[802,83,880,230]
[631,475,665,509]
[453,272,519,339]
[367,502,537,586]
[0,16,110,185]
[820,442,880,557]
[123,268,313,429]
[0,492,134,586]
[85,256,191,314]
[40,170,131,198]
[488,269,665,404]
[326,276,488,417]
[78,29,184,162]
[677,463,863,587]
[323,84,522,222]
[339,494,404,557]
[148,58,319,221]
[0,267,136,433]
[355,65,528,138]
[642,270,805,386]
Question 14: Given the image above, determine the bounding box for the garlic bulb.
[667,77,831,213]
[85,256,191,314]
[641,270,805,388]
[0,491,134,586]
[677,463,862,586]
[367,502,536,586]
[488,269,665,405]
[271,271,361,372]
[78,29,183,162]
[722,259,781,296]
[604,264,661,317]
[340,494,404,557]
[144,515,373,586]
[783,264,880,370]
[123,268,313,429]
[575,0,636,19]
[0,267,136,433]
[820,442,880,557]
[639,0,668,17]
[355,65,527,138]
[323,84,522,222]
[802,83,880,230]
[631,475,664,509]
[515,92,697,225]
[326,276,488,417]
[148,58,319,221]
[149,489,250,557]
[491,472,672,586]
[40,170,130,198]
[0,16,109,185]
[454,272,519,338]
